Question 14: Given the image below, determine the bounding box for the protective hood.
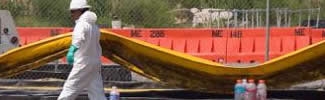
[69,0,91,10]
[76,11,97,24]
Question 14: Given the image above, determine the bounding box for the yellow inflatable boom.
[1,30,325,93]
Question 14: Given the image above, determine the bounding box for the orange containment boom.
[1,30,325,93]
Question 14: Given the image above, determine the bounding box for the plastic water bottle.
[234,79,245,100]
[109,86,120,100]
[242,79,248,87]
[257,80,267,100]
[242,79,248,99]
[245,79,256,100]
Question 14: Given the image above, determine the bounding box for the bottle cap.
[112,86,117,89]
[111,86,119,93]
[248,79,254,83]
[259,80,265,83]
[236,79,242,83]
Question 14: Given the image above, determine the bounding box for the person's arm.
[67,22,87,64]
[72,22,87,48]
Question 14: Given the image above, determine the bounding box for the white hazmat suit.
[57,8,106,100]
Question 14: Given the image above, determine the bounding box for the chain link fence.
[0,0,323,28]
[8,64,131,81]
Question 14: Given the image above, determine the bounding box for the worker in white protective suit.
[57,0,106,100]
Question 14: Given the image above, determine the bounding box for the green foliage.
[0,0,25,19]
[167,0,202,8]
[88,0,112,27]
[0,0,323,27]
[31,0,72,27]
[117,0,175,28]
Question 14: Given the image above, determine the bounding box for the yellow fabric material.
[1,30,325,93]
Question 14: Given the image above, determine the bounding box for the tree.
[117,0,175,28]
[32,0,71,26]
